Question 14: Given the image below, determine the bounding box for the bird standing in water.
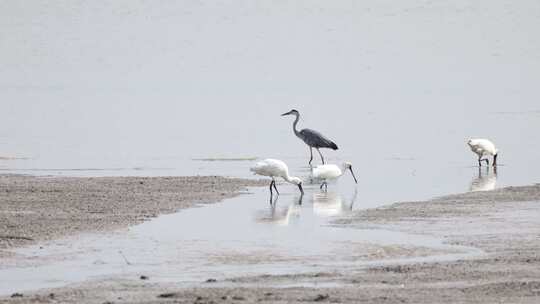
[467,138,498,167]
[312,162,358,191]
[250,159,304,199]
[281,109,338,165]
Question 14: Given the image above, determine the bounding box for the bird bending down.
[467,138,498,167]
[311,162,357,191]
[281,109,338,165]
[250,159,304,199]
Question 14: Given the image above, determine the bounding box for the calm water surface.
[0,187,484,295]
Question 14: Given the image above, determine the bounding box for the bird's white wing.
[469,139,497,155]
[312,164,342,180]
[250,159,288,177]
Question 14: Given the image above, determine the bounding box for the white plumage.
[250,159,304,196]
[467,138,499,167]
[311,162,357,191]
[312,164,343,180]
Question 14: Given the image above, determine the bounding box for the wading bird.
[281,109,338,165]
[467,138,498,167]
[250,159,304,199]
[311,162,357,191]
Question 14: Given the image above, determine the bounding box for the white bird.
[467,138,499,167]
[311,162,357,191]
[250,159,304,197]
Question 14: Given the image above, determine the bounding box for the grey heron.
[281,109,338,165]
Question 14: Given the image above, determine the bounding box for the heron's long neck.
[292,113,300,136]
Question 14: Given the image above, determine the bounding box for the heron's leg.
[483,158,489,166]
[309,147,313,165]
[324,182,328,192]
[320,181,325,190]
[478,156,482,167]
[273,180,280,195]
[316,148,325,164]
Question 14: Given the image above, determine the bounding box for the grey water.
[1,0,540,294]
[0,186,484,295]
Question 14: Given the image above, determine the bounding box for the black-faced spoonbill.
[281,109,338,165]
[312,162,357,191]
[467,138,498,167]
[250,159,304,198]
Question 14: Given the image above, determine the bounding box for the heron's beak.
[349,167,358,184]
[298,183,304,195]
[281,111,292,116]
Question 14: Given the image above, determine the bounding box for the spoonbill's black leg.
[272,180,279,195]
[478,156,483,167]
[309,147,314,165]
[483,158,489,166]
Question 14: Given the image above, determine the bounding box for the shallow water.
[0,186,483,295]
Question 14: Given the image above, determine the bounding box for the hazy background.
[1,0,539,205]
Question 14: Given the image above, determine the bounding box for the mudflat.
[0,175,265,250]
[1,177,540,303]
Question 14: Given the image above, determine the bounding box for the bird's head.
[343,162,358,184]
[289,176,304,194]
[343,162,353,169]
[281,109,299,117]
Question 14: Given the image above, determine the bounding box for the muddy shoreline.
[1,177,540,303]
[0,175,265,250]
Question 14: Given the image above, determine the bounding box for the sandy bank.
[0,175,265,250]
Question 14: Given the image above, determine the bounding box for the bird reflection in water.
[313,188,358,217]
[257,195,303,226]
[470,166,498,192]
[256,188,358,226]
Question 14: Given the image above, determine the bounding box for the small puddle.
[0,185,483,295]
